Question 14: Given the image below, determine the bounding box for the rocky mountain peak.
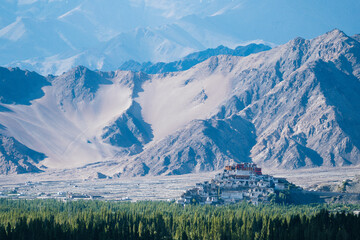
[53,66,113,106]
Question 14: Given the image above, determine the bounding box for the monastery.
[178,163,288,205]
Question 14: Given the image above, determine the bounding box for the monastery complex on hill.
[178,163,288,205]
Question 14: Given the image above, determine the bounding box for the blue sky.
[228,0,360,43]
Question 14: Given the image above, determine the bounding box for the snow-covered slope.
[0,0,248,75]
[0,29,360,175]
[0,67,134,170]
[1,0,359,75]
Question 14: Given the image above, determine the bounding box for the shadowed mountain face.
[0,135,46,174]
[0,67,50,105]
[101,102,154,155]
[0,30,359,176]
[353,34,360,43]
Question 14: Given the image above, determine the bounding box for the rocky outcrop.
[0,134,46,174]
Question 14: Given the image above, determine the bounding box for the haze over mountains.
[119,44,271,74]
[1,0,359,75]
[0,29,359,176]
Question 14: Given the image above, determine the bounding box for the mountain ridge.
[119,43,271,74]
[0,29,359,176]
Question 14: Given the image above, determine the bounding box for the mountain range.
[1,0,359,76]
[119,44,271,74]
[0,29,359,176]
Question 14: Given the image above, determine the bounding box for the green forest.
[0,199,359,240]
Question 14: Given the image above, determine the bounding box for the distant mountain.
[0,29,359,175]
[0,0,261,75]
[119,44,271,74]
[1,0,359,75]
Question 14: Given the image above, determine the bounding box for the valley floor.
[266,166,360,190]
[0,171,213,201]
[0,166,359,201]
